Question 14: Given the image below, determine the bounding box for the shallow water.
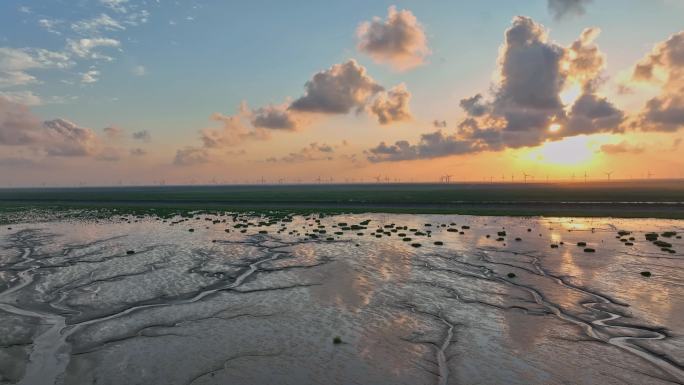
[0,213,683,385]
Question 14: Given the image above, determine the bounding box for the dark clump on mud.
[507,272,516,278]
[333,336,342,344]
[584,248,596,253]
[641,271,652,277]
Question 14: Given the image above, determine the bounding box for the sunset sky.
[1,0,683,186]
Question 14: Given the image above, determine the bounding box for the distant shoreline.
[1,181,683,219]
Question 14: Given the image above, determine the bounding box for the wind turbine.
[374,175,382,183]
[315,176,322,184]
[444,174,453,184]
[584,171,588,183]
[647,170,653,179]
[604,171,613,181]
[523,172,532,184]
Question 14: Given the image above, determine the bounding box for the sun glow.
[549,123,561,132]
[523,136,597,166]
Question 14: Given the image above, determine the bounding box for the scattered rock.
[640,271,652,277]
[507,272,516,278]
[583,248,595,253]
[333,336,342,344]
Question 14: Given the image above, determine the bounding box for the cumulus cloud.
[459,94,488,117]
[367,16,624,162]
[173,146,209,166]
[547,0,592,20]
[200,104,270,148]
[464,17,622,146]
[369,83,412,125]
[630,31,684,132]
[251,104,300,130]
[0,97,100,156]
[290,60,384,114]
[267,142,335,163]
[356,6,430,71]
[42,119,99,156]
[132,129,151,141]
[367,130,478,162]
[600,141,644,155]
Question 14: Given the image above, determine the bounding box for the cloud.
[0,97,100,156]
[71,14,125,35]
[368,83,412,125]
[356,6,429,71]
[200,104,270,148]
[267,142,335,163]
[251,104,300,130]
[547,0,592,20]
[290,60,384,114]
[38,19,63,35]
[459,17,622,148]
[100,0,129,13]
[367,130,478,162]
[367,16,624,162]
[433,120,447,128]
[132,65,146,76]
[81,69,100,83]
[67,38,121,60]
[0,47,72,88]
[459,94,488,117]
[132,129,151,141]
[600,141,645,154]
[0,90,42,106]
[173,146,209,166]
[130,147,146,156]
[565,93,623,135]
[630,31,684,132]
[42,119,99,156]
[103,126,124,139]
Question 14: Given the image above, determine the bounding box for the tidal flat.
[0,212,683,385]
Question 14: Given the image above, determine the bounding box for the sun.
[549,123,561,133]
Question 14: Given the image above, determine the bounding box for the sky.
[0,0,683,186]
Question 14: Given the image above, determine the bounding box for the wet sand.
[0,213,683,384]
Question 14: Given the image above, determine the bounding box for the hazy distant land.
[1,180,683,220]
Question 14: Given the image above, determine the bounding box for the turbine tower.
[604,171,613,181]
